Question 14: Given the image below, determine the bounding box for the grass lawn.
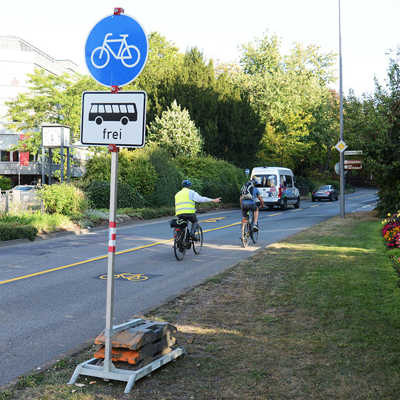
[2,211,400,400]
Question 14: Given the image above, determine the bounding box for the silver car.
[311,185,338,202]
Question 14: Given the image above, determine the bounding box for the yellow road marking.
[200,217,226,223]
[0,216,280,286]
[268,213,280,217]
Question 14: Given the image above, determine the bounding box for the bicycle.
[90,33,140,69]
[241,208,259,248]
[170,217,203,261]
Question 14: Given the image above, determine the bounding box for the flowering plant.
[382,211,400,248]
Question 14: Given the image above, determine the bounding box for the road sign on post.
[81,91,146,147]
[84,13,148,87]
[344,160,362,170]
[69,9,183,393]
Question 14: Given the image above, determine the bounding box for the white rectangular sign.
[42,125,71,147]
[80,91,147,147]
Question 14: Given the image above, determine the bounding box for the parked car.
[312,185,338,202]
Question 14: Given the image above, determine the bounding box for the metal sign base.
[68,346,185,393]
[68,318,184,393]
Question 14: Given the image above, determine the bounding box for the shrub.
[0,223,37,241]
[0,175,12,190]
[174,155,244,204]
[147,100,203,158]
[85,181,147,209]
[83,149,158,199]
[37,183,88,217]
[147,146,183,207]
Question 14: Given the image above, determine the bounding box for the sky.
[1,0,399,97]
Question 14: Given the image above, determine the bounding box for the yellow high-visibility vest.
[175,188,195,215]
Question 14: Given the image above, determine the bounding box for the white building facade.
[0,36,82,185]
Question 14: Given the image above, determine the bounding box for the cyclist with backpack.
[240,177,264,233]
[175,179,221,239]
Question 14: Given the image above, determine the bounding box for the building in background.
[0,36,83,185]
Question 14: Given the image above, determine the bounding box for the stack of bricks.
[94,320,178,365]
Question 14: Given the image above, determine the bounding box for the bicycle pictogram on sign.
[84,13,148,87]
[90,33,140,69]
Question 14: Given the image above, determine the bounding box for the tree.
[237,33,337,174]
[147,100,203,157]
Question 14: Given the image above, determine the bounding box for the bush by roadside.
[0,223,37,241]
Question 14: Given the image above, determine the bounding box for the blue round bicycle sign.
[85,14,148,87]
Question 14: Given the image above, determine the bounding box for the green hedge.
[0,223,37,241]
[82,147,245,208]
[85,181,147,209]
[173,155,245,204]
[0,175,12,190]
[37,183,88,217]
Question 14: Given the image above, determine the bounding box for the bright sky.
[1,0,399,97]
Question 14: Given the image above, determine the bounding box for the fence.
[0,190,42,213]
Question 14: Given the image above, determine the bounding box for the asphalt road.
[0,188,377,387]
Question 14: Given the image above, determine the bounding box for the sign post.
[69,8,184,393]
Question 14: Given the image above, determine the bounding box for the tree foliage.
[147,100,203,157]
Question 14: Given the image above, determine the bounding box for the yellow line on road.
[0,221,244,286]
[268,213,280,217]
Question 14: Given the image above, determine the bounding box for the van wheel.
[280,198,288,210]
[294,197,300,209]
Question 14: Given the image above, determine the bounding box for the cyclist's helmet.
[182,179,192,188]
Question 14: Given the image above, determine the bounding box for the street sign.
[80,91,147,147]
[344,160,362,170]
[344,150,363,156]
[42,125,71,147]
[244,169,250,176]
[334,162,340,175]
[335,140,347,153]
[85,14,148,87]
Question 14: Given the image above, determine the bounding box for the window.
[119,104,127,113]
[127,104,135,113]
[90,104,98,113]
[0,151,10,161]
[98,104,105,113]
[105,104,112,113]
[285,175,293,187]
[112,104,120,113]
[253,174,277,188]
[12,152,18,162]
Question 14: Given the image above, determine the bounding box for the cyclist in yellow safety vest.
[175,179,221,239]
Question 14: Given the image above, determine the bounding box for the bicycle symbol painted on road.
[98,272,149,281]
[90,33,140,69]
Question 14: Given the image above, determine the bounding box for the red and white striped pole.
[104,68,121,370]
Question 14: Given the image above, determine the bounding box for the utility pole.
[338,0,345,217]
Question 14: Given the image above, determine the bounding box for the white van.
[251,166,300,210]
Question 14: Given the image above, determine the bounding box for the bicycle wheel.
[121,45,140,68]
[192,226,203,255]
[91,47,110,69]
[249,211,258,244]
[173,229,186,261]
[241,222,250,248]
